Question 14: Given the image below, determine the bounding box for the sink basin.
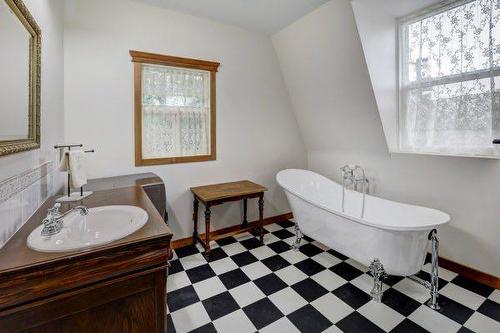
[27,205,148,252]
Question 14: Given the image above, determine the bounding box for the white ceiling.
[134,0,330,34]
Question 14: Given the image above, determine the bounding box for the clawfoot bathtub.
[277,169,450,309]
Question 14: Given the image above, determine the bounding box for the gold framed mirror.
[0,0,41,156]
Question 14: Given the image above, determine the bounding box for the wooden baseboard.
[171,213,293,249]
[438,256,500,289]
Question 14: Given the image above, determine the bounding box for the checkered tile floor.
[166,220,500,333]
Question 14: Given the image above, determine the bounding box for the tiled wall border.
[0,161,53,205]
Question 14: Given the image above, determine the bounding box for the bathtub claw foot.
[369,259,386,303]
[291,222,303,251]
[427,229,440,310]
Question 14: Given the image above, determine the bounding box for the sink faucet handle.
[48,203,61,216]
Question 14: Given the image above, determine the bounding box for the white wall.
[0,0,64,246]
[63,0,307,240]
[273,0,500,276]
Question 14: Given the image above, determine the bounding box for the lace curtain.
[141,64,211,159]
[399,0,500,156]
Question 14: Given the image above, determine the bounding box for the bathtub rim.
[277,169,450,232]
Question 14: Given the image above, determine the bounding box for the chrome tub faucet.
[41,203,89,236]
[341,165,368,218]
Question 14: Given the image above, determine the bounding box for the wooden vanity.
[0,173,172,333]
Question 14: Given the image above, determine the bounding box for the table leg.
[242,198,248,227]
[258,194,264,244]
[192,197,199,245]
[204,205,211,259]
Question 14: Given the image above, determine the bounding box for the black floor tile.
[231,251,259,267]
[336,311,385,333]
[175,244,199,258]
[189,322,217,333]
[432,294,474,325]
[295,258,325,276]
[216,236,237,246]
[298,243,323,257]
[167,285,200,312]
[333,283,371,309]
[206,247,228,262]
[291,278,328,302]
[243,298,284,330]
[262,255,291,271]
[250,227,269,237]
[382,288,421,317]
[202,291,240,321]
[218,268,251,290]
[328,248,348,260]
[414,270,447,290]
[185,264,216,284]
[383,275,405,286]
[254,273,288,295]
[240,237,263,250]
[287,304,332,333]
[276,220,295,228]
[330,262,364,281]
[456,327,475,333]
[303,235,314,242]
[166,314,176,333]
[169,259,184,275]
[273,229,295,240]
[390,319,429,333]
[477,299,500,322]
[268,240,291,254]
[451,275,494,297]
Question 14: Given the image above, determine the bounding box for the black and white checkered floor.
[166,220,500,333]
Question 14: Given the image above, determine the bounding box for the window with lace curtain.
[398,0,500,157]
[130,51,220,165]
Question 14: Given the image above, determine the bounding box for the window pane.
[141,64,211,159]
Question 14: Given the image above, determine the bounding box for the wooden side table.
[190,180,267,259]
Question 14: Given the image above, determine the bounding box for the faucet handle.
[48,203,61,216]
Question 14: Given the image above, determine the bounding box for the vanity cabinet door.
[0,267,166,333]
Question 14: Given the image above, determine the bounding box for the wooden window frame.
[130,50,220,166]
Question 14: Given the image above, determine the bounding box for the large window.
[130,51,219,165]
[398,0,500,157]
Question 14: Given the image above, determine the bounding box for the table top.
[190,180,267,203]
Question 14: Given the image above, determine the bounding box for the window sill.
[389,149,500,160]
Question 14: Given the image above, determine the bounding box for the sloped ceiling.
[133,0,329,34]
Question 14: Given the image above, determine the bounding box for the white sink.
[27,205,148,252]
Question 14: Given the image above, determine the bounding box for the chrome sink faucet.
[340,165,368,218]
[41,203,89,236]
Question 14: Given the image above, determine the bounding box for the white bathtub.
[277,169,450,276]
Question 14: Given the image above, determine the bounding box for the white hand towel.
[68,150,87,188]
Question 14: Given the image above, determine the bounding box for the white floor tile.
[312,251,342,268]
[408,305,461,333]
[213,309,257,333]
[170,302,211,333]
[280,250,308,264]
[268,287,308,315]
[229,282,266,307]
[234,232,254,242]
[440,282,486,310]
[193,276,226,300]
[345,258,368,272]
[275,265,308,285]
[250,246,276,260]
[464,311,500,333]
[178,253,206,270]
[358,301,405,331]
[311,293,353,324]
[167,271,191,291]
[241,261,272,280]
[263,233,281,244]
[259,317,300,333]
[422,263,458,281]
[264,224,283,232]
[311,269,347,291]
[322,325,343,333]
[351,274,388,296]
[222,242,247,256]
[311,240,330,251]
[393,278,430,303]
[488,289,500,303]
[209,257,238,275]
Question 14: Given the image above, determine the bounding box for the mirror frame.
[0,0,41,156]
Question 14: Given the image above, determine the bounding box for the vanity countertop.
[0,173,172,310]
